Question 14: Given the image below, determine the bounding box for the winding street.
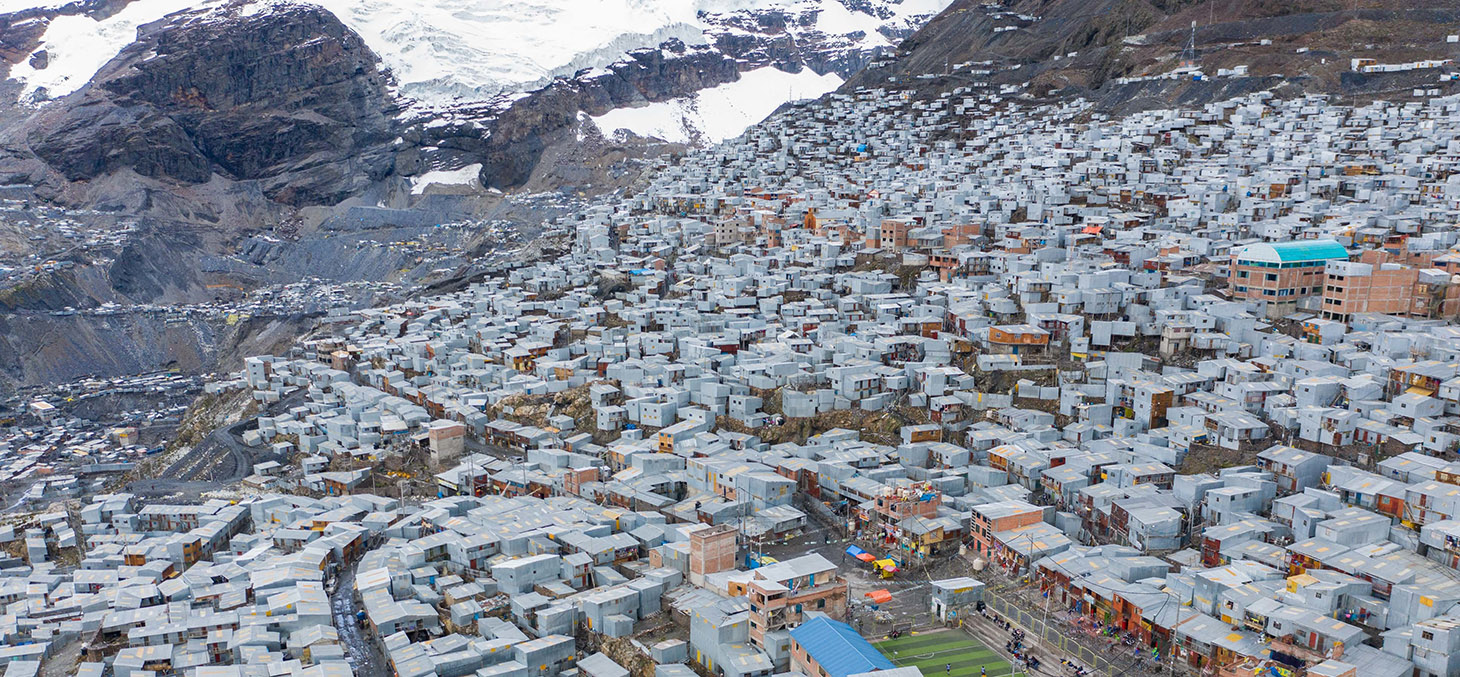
[128,389,307,496]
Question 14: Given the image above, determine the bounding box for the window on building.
[1263,289,1276,296]
[1422,631,1434,641]
[1265,273,1278,281]
[1238,270,1249,278]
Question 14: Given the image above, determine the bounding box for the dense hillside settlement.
[19,43,1460,677]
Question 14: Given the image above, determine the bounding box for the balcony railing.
[773,580,847,602]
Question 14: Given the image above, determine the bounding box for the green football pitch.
[874,630,1025,677]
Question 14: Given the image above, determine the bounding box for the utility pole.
[467,449,478,497]
[1037,577,1050,653]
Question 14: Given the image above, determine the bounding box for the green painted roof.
[1269,240,1348,262]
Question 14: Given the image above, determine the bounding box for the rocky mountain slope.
[4,3,398,213]
[0,0,958,282]
[3,0,1460,392]
[847,0,1460,112]
[0,0,952,203]
[0,0,954,389]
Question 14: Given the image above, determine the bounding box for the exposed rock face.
[17,4,398,206]
[468,26,887,189]
[474,46,744,188]
[842,0,1142,93]
[1,0,926,201]
[0,0,934,390]
[845,0,1460,111]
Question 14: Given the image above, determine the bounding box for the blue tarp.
[845,545,868,558]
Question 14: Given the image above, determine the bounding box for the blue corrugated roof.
[1269,240,1348,262]
[789,616,894,677]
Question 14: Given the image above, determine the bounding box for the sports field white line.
[888,646,999,662]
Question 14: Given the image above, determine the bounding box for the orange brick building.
[941,223,983,248]
[688,524,737,586]
[969,500,1044,561]
[1320,250,1460,321]
[1228,239,1349,318]
[1320,259,1419,319]
[867,219,913,250]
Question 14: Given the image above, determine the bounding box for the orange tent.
[855,553,876,562]
[865,589,892,604]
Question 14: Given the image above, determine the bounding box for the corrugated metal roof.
[1239,239,1349,263]
[788,616,893,677]
[1269,239,1349,262]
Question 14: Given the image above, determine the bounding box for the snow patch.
[8,0,215,100]
[1,0,951,113]
[411,164,482,194]
[592,66,842,145]
[812,0,889,46]
[301,0,716,112]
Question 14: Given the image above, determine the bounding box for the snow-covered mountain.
[4,0,949,117]
[0,0,953,212]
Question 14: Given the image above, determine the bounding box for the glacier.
[6,0,220,101]
[3,0,950,113]
[592,66,844,145]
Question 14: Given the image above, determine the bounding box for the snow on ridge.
[308,0,716,112]
[591,66,843,146]
[6,0,219,101]
[4,0,949,111]
[320,0,940,113]
[314,0,950,113]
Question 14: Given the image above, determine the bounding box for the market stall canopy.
[865,589,892,604]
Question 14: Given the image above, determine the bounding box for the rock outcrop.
[7,3,399,207]
[844,0,1460,111]
[0,0,937,203]
[466,24,889,189]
